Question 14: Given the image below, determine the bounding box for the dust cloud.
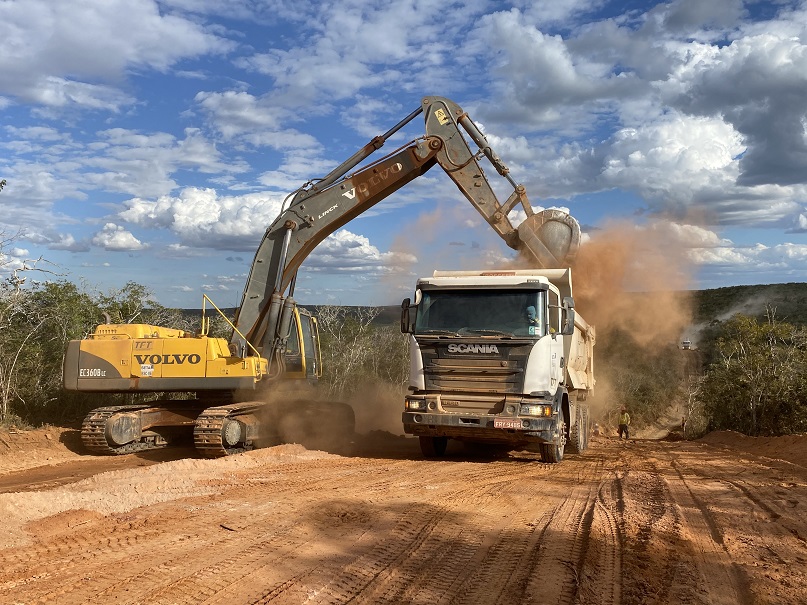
[248,384,357,454]
[506,218,695,348]
[250,379,409,456]
[511,218,697,425]
[573,219,695,425]
[569,219,694,347]
[344,381,407,435]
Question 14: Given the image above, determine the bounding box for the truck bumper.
[402,411,558,446]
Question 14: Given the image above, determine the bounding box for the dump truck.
[401,268,595,462]
[64,95,583,456]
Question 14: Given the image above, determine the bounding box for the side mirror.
[563,296,575,309]
[561,297,576,336]
[401,298,415,334]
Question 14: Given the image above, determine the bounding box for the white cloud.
[194,91,321,151]
[514,0,608,27]
[648,222,732,248]
[2,127,249,219]
[691,242,807,270]
[92,223,148,251]
[118,187,286,249]
[665,31,807,188]
[306,229,417,273]
[47,234,90,252]
[789,210,807,233]
[232,1,485,109]
[2,0,806,307]
[0,0,234,110]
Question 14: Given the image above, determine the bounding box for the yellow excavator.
[63,96,582,457]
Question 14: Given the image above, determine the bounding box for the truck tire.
[540,420,565,463]
[567,421,583,454]
[581,405,590,450]
[567,406,587,454]
[420,436,448,458]
[540,439,564,463]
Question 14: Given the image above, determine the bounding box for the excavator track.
[81,404,170,455]
[194,402,265,458]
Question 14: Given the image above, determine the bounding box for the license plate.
[494,418,523,429]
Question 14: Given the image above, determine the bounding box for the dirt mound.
[699,430,807,468]
[0,426,83,474]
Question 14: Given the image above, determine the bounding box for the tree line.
[593,310,807,438]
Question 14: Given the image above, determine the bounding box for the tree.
[700,313,807,436]
[0,276,198,426]
[315,306,409,398]
[0,281,101,424]
[592,326,686,426]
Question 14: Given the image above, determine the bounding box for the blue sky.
[1,0,806,308]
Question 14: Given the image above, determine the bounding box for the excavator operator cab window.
[284,315,303,373]
[286,317,301,355]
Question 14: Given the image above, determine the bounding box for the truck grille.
[421,343,530,394]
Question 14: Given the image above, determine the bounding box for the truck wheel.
[420,436,448,458]
[539,440,565,463]
[540,422,566,463]
[581,406,590,450]
[567,408,585,454]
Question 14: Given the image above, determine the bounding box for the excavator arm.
[232,96,581,367]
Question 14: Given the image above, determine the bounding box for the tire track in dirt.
[3,458,499,604]
[5,435,799,605]
[299,463,527,605]
[518,452,615,605]
[308,454,610,605]
[664,446,807,605]
[0,455,390,604]
[619,454,681,605]
[663,455,755,605]
[571,449,622,605]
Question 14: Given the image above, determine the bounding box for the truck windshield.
[415,290,546,337]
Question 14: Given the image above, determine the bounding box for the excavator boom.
[234,96,581,362]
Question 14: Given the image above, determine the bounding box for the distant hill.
[692,282,807,326]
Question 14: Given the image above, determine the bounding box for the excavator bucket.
[515,209,582,268]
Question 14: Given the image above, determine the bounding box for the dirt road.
[0,428,805,605]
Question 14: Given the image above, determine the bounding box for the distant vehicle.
[681,339,692,350]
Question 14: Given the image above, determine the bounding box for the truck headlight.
[406,398,427,411]
[520,404,552,417]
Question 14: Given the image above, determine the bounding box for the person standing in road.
[618,406,631,440]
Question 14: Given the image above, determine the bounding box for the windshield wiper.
[418,329,460,337]
[462,329,514,337]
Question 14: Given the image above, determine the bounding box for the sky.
[1,0,806,309]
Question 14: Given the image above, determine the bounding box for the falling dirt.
[570,219,695,347]
[0,425,805,605]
